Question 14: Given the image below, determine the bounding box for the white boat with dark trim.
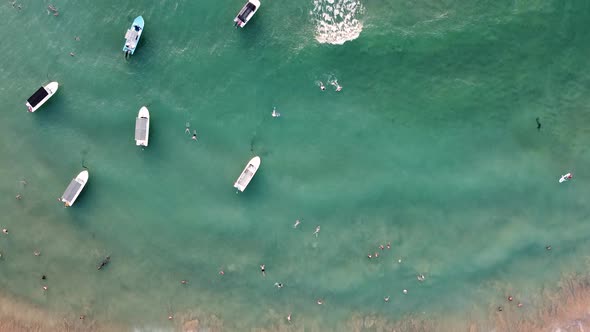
[135,106,150,146]
[234,156,261,192]
[26,81,58,112]
[234,0,260,28]
[60,170,89,207]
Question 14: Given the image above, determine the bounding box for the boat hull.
[234,156,261,192]
[135,106,150,147]
[60,170,89,207]
[26,81,59,113]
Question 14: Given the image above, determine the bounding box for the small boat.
[234,0,260,28]
[26,81,58,112]
[234,156,261,192]
[135,106,150,146]
[60,170,89,207]
[559,172,573,183]
[123,16,144,56]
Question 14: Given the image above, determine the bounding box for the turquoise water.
[2,0,590,330]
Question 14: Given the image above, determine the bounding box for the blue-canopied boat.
[123,16,144,56]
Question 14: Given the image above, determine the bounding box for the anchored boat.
[234,0,260,28]
[60,170,89,207]
[135,106,150,146]
[123,16,144,56]
[234,156,261,192]
[559,172,573,183]
[26,82,58,112]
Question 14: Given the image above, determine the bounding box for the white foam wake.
[311,0,364,45]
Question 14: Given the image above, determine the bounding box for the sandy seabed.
[2,274,590,332]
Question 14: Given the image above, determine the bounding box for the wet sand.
[2,273,590,331]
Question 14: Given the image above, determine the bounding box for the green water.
[2,0,590,330]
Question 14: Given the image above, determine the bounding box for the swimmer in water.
[2,229,7,234]
[313,225,320,237]
[274,282,284,288]
[185,122,190,134]
[319,82,326,91]
[97,255,110,270]
[260,264,266,276]
[331,80,342,92]
[417,274,425,282]
[386,242,391,249]
[316,299,324,305]
[192,130,197,140]
[271,107,281,118]
[384,296,390,302]
[180,280,188,284]
[287,313,292,322]
[34,250,41,256]
[536,117,541,130]
[293,219,301,228]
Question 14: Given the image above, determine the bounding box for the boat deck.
[62,179,82,203]
[125,26,141,49]
[238,3,257,22]
[27,87,48,107]
[237,167,255,186]
[135,117,148,140]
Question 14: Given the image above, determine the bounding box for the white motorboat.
[26,81,58,112]
[135,106,150,146]
[234,156,261,192]
[559,172,572,183]
[234,0,260,28]
[60,170,89,207]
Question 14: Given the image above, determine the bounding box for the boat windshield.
[238,3,256,21]
[27,87,49,107]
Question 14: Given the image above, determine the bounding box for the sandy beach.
[2,272,590,332]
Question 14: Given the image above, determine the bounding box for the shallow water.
[1,0,590,330]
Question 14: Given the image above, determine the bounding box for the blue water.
[1,0,590,330]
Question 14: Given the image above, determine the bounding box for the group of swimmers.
[185,122,198,140]
[318,79,343,92]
